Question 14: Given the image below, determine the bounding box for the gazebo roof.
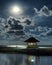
[24,37,40,43]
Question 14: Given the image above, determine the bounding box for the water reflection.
[0,54,52,65]
[22,55,52,65]
[22,55,40,65]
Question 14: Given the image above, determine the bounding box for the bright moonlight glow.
[12,6,20,13]
[10,5,23,15]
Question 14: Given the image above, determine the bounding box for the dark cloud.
[6,17,25,36]
[24,19,31,25]
[7,17,23,30]
[7,17,20,25]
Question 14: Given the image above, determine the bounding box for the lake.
[0,54,52,65]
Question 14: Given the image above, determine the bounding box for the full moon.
[10,5,22,15]
[12,6,20,13]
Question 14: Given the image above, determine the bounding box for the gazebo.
[24,37,40,48]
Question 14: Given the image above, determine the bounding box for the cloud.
[5,16,25,37]
[0,8,52,39]
[24,19,31,25]
[47,31,52,36]
[32,6,52,27]
[24,25,52,37]
[40,31,52,37]
[34,6,52,16]
[37,26,52,37]
[7,16,20,25]
[0,16,25,40]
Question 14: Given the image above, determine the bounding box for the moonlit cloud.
[34,6,52,16]
[24,25,52,37]
[0,16,25,40]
